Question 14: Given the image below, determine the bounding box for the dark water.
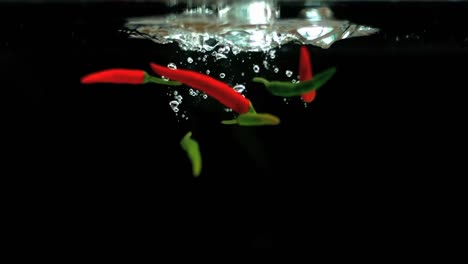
[3,1,465,248]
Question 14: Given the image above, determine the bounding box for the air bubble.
[204,42,218,51]
[167,63,177,70]
[269,50,276,59]
[233,84,245,93]
[286,70,293,77]
[218,46,229,54]
[187,57,193,63]
[253,65,260,73]
[219,73,226,79]
[169,100,180,112]
[215,53,227,60]
[232,46,241,55]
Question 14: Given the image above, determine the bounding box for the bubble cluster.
[189,88,198,96]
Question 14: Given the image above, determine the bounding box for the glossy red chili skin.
[299,46,316,103]
[81,69,146,85]
[150,62,251,114]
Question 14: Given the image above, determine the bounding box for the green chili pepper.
[253,67,336,97]
[221,102,280,126]
[180,131,202,177]
[221,112,280,126]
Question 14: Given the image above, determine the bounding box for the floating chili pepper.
[180,131,202,177]
[299,46,316,102]
[81,68,182,86]
[150,62,251,114]
[253,67,336,97]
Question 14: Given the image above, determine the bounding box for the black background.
[2,1,465,248]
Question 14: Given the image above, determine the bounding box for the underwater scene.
[5,0,467,248]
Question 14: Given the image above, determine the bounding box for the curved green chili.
[221,104,280,126]
[180,131,202,177]
[222,113,280,126]
[253,67,336,97]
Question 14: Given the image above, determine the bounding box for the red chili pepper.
[150,62,251,114]
[81,68,182,86]
[81,69,146,84]
[299,46,316,103]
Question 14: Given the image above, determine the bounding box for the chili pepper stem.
[247,102,257,114]
[182,131,192,141]
[144,73,182,86]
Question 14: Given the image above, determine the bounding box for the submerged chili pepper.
[180,131,202,177]
[81,68,182,86]
[253,67,336,97]
[221,103,280,126]
[222,113,280,126]
[299,46,316,103]
[150,62,251,114]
